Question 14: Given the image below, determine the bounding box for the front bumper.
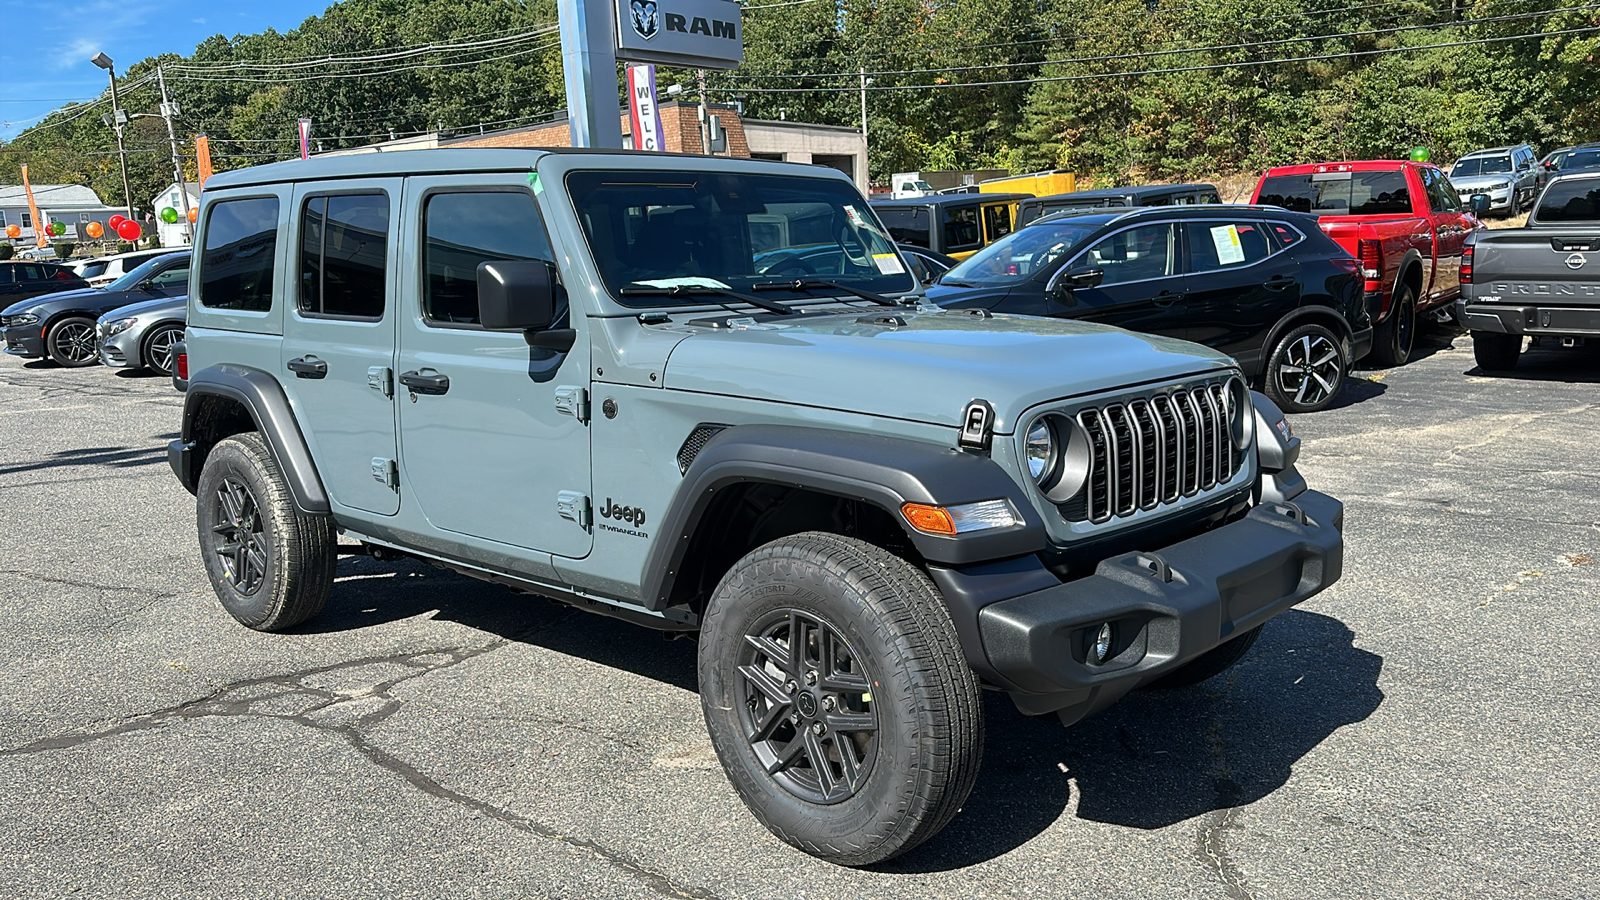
[969,489,1342,723]
[1458,301,1600,336]
[2,326,45,358]
[95,328,139,368]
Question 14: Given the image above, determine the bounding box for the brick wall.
[443,103,751,159]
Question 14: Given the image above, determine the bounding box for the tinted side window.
[1084,223,1176,284]
[298,194,388,319]
[982,204,1012,241]
[1535,179,1600,222]
[201,197,279,312]
[876,207,930,247]
[1184,222,1275,272]
[943,206,981,251]
[18,264,42,281]
[1267,222,1303,247]
[0,267,12,284]
[148,264,190,288]
[423,191,552,326]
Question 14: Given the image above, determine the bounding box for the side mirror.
[478,260,558,330]
[1050,267,1102,306]
[1469,194,1491,215]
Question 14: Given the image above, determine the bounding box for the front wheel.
[196,432,336,631]
[1472,331,1522,372]
[1264,322,1346,413]
[46,316,99,367]
[1369,283,1417,368]
[698,532,983,866]
[141,323,184,376]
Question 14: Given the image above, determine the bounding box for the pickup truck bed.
[1458,171,1600,371]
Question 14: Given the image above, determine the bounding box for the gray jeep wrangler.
[169,149,1343,865]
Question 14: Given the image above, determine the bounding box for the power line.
[171,39,563,84]
[169,21,560,71]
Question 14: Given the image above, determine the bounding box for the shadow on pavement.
[307,560,1382,871]
[0,443,166,476]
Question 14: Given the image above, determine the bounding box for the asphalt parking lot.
[1,327,1596,900]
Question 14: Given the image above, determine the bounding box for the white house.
[0,184,119,245]
[149,183,201,248]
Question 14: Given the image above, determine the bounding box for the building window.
[79,212,91,223]
[22,212,32,229]
[0,211,6,227]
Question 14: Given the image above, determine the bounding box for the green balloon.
[160,207,179,224]
[50,222,65,236]
[1409,146,1431,163]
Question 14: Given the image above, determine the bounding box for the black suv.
[926,205,1368,413]
[0,260,88,305]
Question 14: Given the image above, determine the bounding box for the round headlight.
[1025,418,1056,484]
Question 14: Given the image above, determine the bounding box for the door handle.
[1153,290,1183,307]
[1263,275,1294,291]
[399,369,450,395]
[286,356,328,379]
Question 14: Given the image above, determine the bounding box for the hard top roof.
[869,192,1033,207]
[1026,183,1219,203]
[1260,160,1433,176]
[1030,202,1311,228]
[1455,145,1530,158]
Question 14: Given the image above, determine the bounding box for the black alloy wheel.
[212,476,268,596]
[736,608,879,805]
[1265,323,1345,413]
[46,317,98,367]
[142,324,183,376]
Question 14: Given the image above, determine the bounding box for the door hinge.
[367,366,393,398]
[554,385,589,423]
[371,457,398,490]
[556,490,591,528]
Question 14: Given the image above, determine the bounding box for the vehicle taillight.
[1332,257,1361,275]
[1461,245,1474,284]
[1357,239,1383,284]
[176,352,188,381]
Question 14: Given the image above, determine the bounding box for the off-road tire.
[45,316,98,367]
[1144,625,1264,690]
[1264,322,1346,413]
[698,532,983,866]
[1472,331,1522,372]
[1369,282,1417,368]
[196,432,335,631]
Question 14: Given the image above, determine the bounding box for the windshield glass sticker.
[528,172,544,194]
[872,253,906,275]
[635,276,733,290]
[1210,225,1245,265]
[844,205,867,227]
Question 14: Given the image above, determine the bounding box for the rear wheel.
[1472,331,1522,372]
[698,532,983,866]
[1264,322,1345,413]
[141,324,184,376]
[46,316,98,367]
[1369,282,1417,368]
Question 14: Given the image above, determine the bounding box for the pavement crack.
[1193,672,1257,900]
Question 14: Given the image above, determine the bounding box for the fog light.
[1092,623,1113,663]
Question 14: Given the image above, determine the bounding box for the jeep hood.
[661,311,1234,430]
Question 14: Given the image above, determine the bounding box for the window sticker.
[872,252,906,275]
[635,276,732,290]
[1210,224,1246,265]
[844,205,867,227]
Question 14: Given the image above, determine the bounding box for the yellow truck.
[978,169,1077,197]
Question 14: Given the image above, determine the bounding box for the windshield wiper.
[751,279,899,307]
[936,279,977,287]
[618,285,796,316]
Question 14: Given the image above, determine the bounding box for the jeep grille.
[1068,379,1245,524]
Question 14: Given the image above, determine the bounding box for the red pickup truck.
[1251,160,1482,366]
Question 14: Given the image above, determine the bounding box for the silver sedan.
[96,295,186,376]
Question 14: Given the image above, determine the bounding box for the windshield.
[1535,179,1600,222]
[104,254,182,292]
[568,170,915,305]
[1257,170,1412,215]
[1451,156,1513,177]
[938,220,1101,286]
[78,261,108,279]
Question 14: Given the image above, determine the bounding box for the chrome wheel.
[144,326,182,376]
[1275,331,1342,408]
[211,476,268,595]
[737,608,879,804]
[50,321,97,365]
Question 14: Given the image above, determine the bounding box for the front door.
[1179,218,1301,370]
[1050,222,1192,339]
[395,177,593,560]
[280,178,402,516]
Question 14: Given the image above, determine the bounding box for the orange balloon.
[85,221,104,239]
[187,206,198,224]
[4,224,18,239]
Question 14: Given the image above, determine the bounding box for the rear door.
[981,201,1014,245]
[1049,221,1190,337]
[942,203,984,259]
[1420,166,1466,302]
[279,178,403,516]
[142,258,191,298]
[394,177,592,559]
[1180,218,1302,371]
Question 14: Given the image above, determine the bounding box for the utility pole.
[859,66,870,188]
[90,53,135,221]
[697,69,710,155]
[156,65,193,244]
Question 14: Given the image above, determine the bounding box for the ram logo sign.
[615,0,743,69]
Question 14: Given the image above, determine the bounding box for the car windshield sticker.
[635,276,733,290]
[872,253,906,275]
[528,172,544,194]
[1210,224,1246,265]
[844,205,867,227]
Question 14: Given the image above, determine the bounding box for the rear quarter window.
[200,197,279,312]
[1535,180,1600,222]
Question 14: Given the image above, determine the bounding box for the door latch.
[371,457,398,490]
[556,491,591,528]
[367,366,393,398]
[555,385,589,423]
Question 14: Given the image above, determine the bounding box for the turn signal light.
[902,503,957,536]
[1461,245,1474,284]
[902,500,1020,536]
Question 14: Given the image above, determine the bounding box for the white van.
[70,247,186,287]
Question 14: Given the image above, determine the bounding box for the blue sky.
[0,0,336,140]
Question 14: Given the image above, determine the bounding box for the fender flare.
[178,363,330,514]
[1390,248,1427,315]
[639,424,1047,610]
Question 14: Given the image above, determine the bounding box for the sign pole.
[558,0,624,148]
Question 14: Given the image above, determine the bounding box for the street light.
[90,52,136,223]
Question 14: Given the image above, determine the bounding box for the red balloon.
[108,214,126,230]
[116,220,142,241]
